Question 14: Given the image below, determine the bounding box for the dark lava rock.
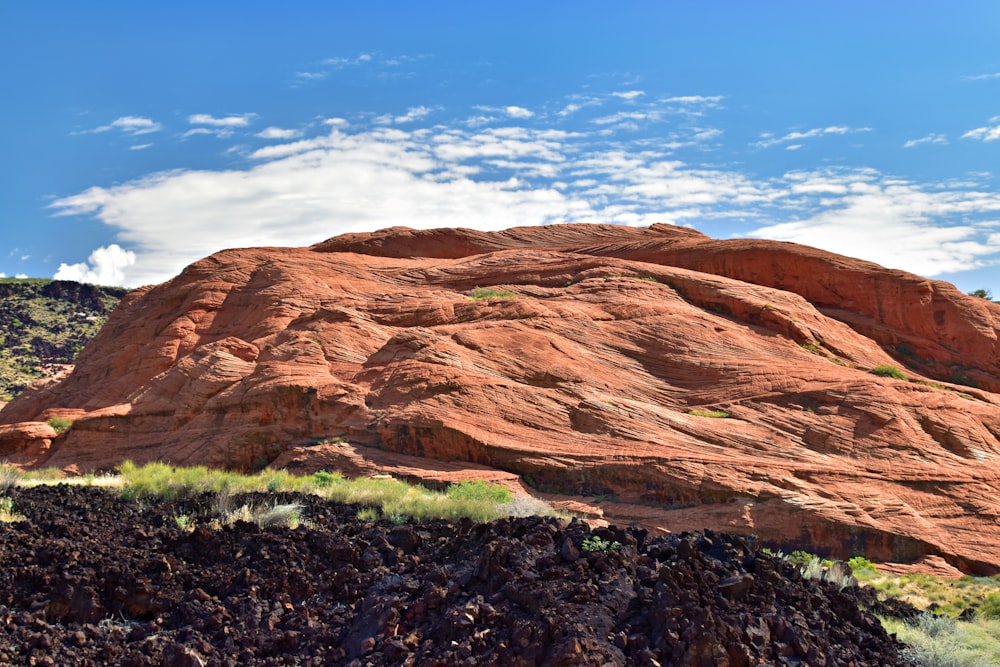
[0,485,918,666]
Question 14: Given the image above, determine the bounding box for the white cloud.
[188,113,257,127]
[963,72,1000,81]
[293,53,421,87]
[81,116,161,136]
[53,244,136,286]
[294,71,327,82]
[130,143,153,151]
[256,127,303,140]
[49,126,596,286]
[504,106,534,119]
[612,90,645,101]
[49,97,1000,287]
[755,125,865,148]
[376,106,439,125]
[558,103,584,117]
[963,119,1000,142]
[592,111,661,126]
[661,95,724,105]
[395,106,436,123]
[752,171,1000,276]
[903,133,948,148]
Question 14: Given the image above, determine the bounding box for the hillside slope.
[2,224,999,572]
[0,279,125,401]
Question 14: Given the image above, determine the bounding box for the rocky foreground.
[0,485,916,666]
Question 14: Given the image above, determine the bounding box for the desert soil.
[0,485,916,666]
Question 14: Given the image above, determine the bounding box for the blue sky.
[3,2,1000,293]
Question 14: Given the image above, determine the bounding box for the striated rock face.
[3,223,1000,572]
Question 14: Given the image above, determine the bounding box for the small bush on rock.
[46,417,72,433]
[870,364,907,380]
[581,535,622,553]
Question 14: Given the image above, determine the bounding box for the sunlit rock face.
[3,223,1000,572]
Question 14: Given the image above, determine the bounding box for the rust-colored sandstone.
[3,223,1000,572]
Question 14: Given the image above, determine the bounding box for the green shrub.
[870,364,907,380]
[848,555,878,573]
[469,287,519,300]
[0,496,25,522]
[979,592,1000,620]
[46,417,73,434]
[581,535,622,553]
[688,409,729,418]
[311,470,340,487]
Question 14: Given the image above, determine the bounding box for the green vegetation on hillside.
[0,279,125,400]
[688,408,730,418]
[469,287,520,300]
[870,364,908,380]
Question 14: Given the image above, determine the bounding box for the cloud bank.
[49,97,1000,288]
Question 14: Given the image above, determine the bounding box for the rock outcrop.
[3,223,1000,572]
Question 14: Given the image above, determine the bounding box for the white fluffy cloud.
[752,171,1000,276]
[963,118,1000,142]
[53,244,136,286]
[48,98,1000,288]
[256,127,303,140]
[188,113,257,127]
[504,106,534,119]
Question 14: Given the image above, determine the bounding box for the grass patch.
[0,464,21,494]
[635,276,660,283]
[469,287,520,300]
[688,408,730,418]
[870,364,908,380]
[117,461,546,525]
[884,613,1000,666]
[21,467,68,482]
[446,479,511,504]
[858,569,1000,619]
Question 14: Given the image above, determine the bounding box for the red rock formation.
[3,223,1000,572]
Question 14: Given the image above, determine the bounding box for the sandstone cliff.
[3,224,1000,572]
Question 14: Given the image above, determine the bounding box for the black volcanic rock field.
[0,485,916,666]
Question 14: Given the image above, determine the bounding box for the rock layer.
[3,224,1000,572]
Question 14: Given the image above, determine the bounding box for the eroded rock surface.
[2,223,1000,571]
